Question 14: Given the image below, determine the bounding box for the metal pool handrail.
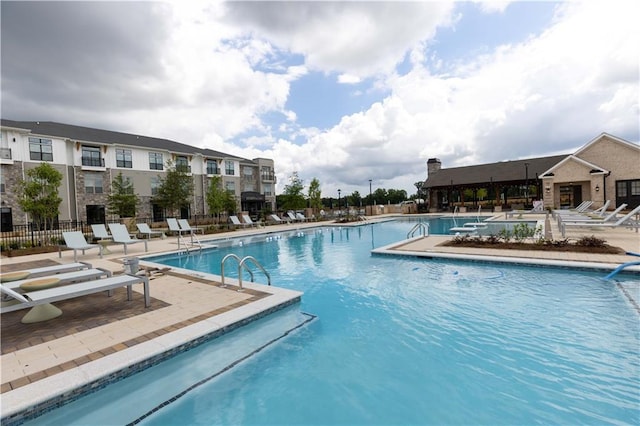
[220,253,271,291]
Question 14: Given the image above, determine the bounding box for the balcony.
[206,168,220,175]
[261,172,276,183]
[81,156,105,169]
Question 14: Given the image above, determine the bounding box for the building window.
[149,152,163,170]
[631,180,640,196]
[175,156,190,173]
[116,149,133,168]
[206,160,219,175]
[261,166,275,181]
[29,137,53,161]
[82,146,103,167]
[244,183,255,192]
[85,173,103,194]
[263,183,272,196]
[150,176,161,196]
[225,181,235,192]
[0,172,5,193]
[225,160,235,175]
[243,167,253,176]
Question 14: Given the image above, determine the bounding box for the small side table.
[98,240,112,255]
[19,277,62,324]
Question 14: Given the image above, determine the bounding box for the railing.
[81,157,105,167]
[220,254,271,291]
[407,222,429,239]
[0,221,93,251]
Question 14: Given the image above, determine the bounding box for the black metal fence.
[0,215,232,252]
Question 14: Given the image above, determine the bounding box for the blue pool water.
[26,220,639,425]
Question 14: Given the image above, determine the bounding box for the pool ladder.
[221,254,271,291]
[407,222,429,239]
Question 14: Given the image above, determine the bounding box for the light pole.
[338,189,341,217]
[524,162,530,206]
[369,179,372,215]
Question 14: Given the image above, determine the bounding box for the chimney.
[427,158,441,176]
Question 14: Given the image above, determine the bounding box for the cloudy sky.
[1,1,638,198]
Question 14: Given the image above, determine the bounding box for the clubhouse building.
[423,133,640,212]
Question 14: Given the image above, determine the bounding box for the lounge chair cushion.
[0,271,31,282]
[20,277,61,292]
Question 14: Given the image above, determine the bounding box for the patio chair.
[91,224,112,241]
[60,231,102,262]
[0,262,92,284]
[229,215,250,227]
[166,218,184,236]
[3,267,111,292]
[268,214,284,224]
[178,219,204,248]
[295,212,309,222]
[178,219,205,235]
[242,214,260,227]
[108,223,148,255]
[1,273,151,323]
[560,205,640,236]
[137,223,165,239]
[557,203,627,225]
[286,211,300,222]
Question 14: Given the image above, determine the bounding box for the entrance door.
[0,207,12,232]
[559,185,582,208]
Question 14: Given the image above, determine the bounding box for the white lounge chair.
[1,273,151,323]
[167,218,190,249]
[178,219,204,248]
[552,201,594,219]
[167,218,183,235]
[269,214,284,224]
[0,262,92,284]
[3,267,111,291]
[561,205,640,236]
[295,212,309,222]
[178,219,205,235]
[137,223,164,239]
[286,211,300,222]
[59,231,102,262]
[242,215,260,227]
[108,223,148,255]
[505,200,546,218]
[558,203,627,225]
[229,215,249,227]
[91,224,112,241]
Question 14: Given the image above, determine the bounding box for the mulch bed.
[438,241,625,254]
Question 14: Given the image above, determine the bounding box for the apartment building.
[0,119,276,229]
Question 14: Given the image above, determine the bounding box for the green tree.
[279,172,306,211]
[107,172,138,217]
[347,191,362,208]
[153,160,194,217]
[307,177,322,214]
[387,189,407,204]
[17,163,63,241]
[206,175,236,221]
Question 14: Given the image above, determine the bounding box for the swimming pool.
[24,220,639,425]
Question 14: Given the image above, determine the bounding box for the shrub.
[575,235,607,247]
